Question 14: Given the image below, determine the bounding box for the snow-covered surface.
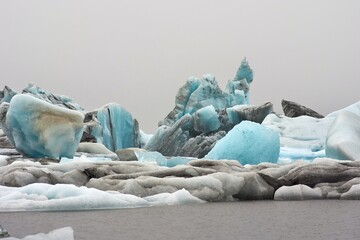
[5,227,74,240]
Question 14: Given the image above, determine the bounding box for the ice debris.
[5,227,74,240]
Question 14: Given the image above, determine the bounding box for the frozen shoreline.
[1,201,360,240]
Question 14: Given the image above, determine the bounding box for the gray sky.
[1,0,359,132]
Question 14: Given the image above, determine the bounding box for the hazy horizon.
[1,1,359,132]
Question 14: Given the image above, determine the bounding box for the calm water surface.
[1,200,360,240]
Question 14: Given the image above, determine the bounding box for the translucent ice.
[205,121,280,165]
[0,94,84,158]
[193,105,220,133]
[84,103,140,151]
[160,59,253,126]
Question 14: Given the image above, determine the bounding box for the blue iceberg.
[84,103,140,152]
[160,58,253,126]
[205,121,280,165]
[0,94,84,158]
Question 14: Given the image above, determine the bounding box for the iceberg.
[274,185,323,200]
[262,113,334,162]
[146,102,273,158]
[160,58,253,127]
[0,183,204,212]
[22,83,83,110]
[83,103,141,152]
[0,94,84,159]
[205,121,280,165]
[0,86,17,104]
[325,111,360,160]
[281,99,324,118]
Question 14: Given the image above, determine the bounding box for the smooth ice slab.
[205,121,280,165]
[0,94,84,158]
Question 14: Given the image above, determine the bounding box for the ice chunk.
[22,83,83,110]
[262,113,334,152]
[274,185,323,200]
[0,183,203,211]
[325,111,360,160]
[84,103,140,151]
[193,105,220,133]
[205,121,280,165]
[0,94,84,158]
[77,142,114,155]
[144,188,205,206]
[135,150,168,166]
[0,86,17,103]
[281,99,324,118]
[5,227,74,240]
[341,184,360,200]
[139,129,153,148]
[279,147,326,163]
[234,58,253,83]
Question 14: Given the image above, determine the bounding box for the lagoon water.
[1,200,360,240]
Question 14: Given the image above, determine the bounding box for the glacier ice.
[326,100,360,118]
[84,103,140,152]
[274,185,323,200]
[0,86,17,103]
[77,142,115,155]
[193,105,220,133]
[262,113,334,162]
[0,94,84,158]
[205,121,280,165]
[22,83,83,110]
[5,227,74,240]
[325,111,360,160]
[160,59,253,127]
[281,99,324,118]
[0,183,204,212]
[146,102,273,158]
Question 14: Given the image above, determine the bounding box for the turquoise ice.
[205,121,280,165]
[0,94,84,158]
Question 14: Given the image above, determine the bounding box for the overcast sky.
[1,0,359,132]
